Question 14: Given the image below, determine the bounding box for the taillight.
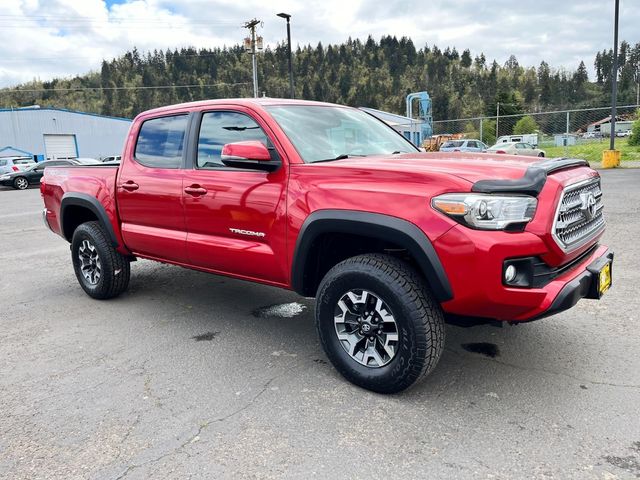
[495,150,506,154]
[40,180,46,195]
[12,166,19,171]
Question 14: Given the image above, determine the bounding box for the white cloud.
[0,0,638,88]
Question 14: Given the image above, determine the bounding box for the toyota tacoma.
[41,99,613,393]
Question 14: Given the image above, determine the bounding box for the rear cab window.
[134,115,188,169]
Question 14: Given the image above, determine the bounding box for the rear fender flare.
[60,193,118,247]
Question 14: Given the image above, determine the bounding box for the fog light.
[504,265,517,283]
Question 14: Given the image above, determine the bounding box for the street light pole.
[277,13,294,99]
[609,0,619,150]
[496,102,500,139]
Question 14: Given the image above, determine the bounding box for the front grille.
[552,177,605,250]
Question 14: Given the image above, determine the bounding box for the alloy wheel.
[78,239,102,285]
[333,289,399,368]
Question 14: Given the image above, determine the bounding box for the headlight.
[432,193,537,230]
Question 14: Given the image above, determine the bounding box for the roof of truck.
[137,98,350,118]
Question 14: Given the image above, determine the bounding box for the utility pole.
[635,59,640,105]
[496,102,500,139]
[277,13,294,99]
[244,19,261,98]
[609,0,619,150]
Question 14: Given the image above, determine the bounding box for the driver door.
[182,108,289,285]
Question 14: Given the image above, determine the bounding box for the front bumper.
[529,250,614,321]
[434,224,613,322]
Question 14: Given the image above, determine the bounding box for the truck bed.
[42,165,125,249]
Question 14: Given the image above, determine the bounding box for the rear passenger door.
[117,114,189,263]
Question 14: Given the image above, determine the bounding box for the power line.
[0,82,251,94]
[0,52,245,63]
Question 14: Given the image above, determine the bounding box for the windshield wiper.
[312,154,366,163]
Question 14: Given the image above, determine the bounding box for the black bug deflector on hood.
[471,158,589,197]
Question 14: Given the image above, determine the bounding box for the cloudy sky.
[1,0,638,88]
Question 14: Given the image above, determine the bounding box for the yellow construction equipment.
[422,134,464,152]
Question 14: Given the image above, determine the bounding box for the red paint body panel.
[41,98,611,322]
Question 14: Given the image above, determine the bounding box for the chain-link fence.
[431,104,640,154]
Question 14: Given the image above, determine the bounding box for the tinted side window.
[135,115,188,169]
[197,111,268,168]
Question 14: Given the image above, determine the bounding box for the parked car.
[0,156,35,175]
[74,157,102,165]
[487,141,546,157]
[0,159,79,189]
[616,130,632,138]
[495,134,539,147]
[42,98,612,393]
[582,131,602,139]
[439,139,488,153]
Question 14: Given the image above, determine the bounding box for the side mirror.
[220,141,280,172]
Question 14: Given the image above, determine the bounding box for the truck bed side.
[42,165,129,254]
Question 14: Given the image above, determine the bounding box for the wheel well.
[62,206,98,241]
[298,232,421,297]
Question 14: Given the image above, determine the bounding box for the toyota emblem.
[580,192,597,221]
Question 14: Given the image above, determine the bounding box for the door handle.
[120,181,139,191]
[184,185,208,196]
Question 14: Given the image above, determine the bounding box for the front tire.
[71,221,130,299]
[315,254,445,393]
[13,177,28,190]
[538,152,545,157]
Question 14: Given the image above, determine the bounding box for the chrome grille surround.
[552,177,605,251]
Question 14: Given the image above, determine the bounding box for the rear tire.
[71,221,130,299]
[538,152,545,157]
[13,177,28,190]
[315,254,445,393]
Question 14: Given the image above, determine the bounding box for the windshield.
[442,141,464,148]
[265,105,418,163]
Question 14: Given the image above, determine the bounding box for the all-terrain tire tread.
[316,253,445,393]
[72,221,130,299]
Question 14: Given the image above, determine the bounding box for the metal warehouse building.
[0,106,131,161]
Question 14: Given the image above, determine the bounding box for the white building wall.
[0,108,131,159]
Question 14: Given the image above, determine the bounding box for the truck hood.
[319,152,542,184]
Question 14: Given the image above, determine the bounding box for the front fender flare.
[291,210,453,302]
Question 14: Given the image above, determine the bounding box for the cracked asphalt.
[1,169,639,480]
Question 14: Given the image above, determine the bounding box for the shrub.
[628,110,640,146]
[513,115,539,135]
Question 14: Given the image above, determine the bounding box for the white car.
[487,142,546,157]
[0,156,35,175]
[616,130,632,138]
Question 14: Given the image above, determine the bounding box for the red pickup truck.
[41,98,613,393]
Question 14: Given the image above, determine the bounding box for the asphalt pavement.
[1,170,639,479]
